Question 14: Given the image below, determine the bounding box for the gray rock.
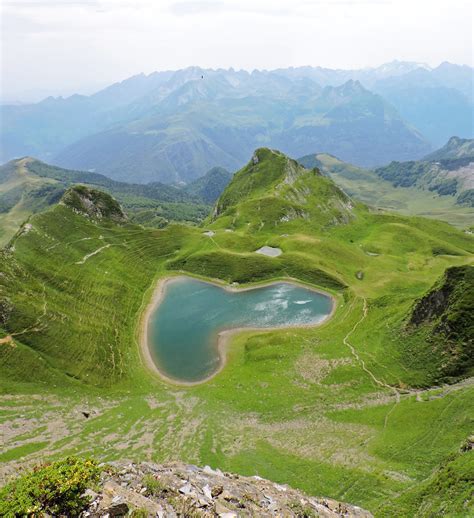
[80,461,373,518]
[202,483,213,500]
[103,502,129,517]
[178,482,193,496]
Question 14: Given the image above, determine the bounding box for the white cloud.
[1,0,472,100]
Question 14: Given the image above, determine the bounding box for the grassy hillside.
[1,150,473,516]
[403,265,474,383]
[298,151,474,228]
[0,157,210,246]
[183,166,232,203]
[378,446,474,517]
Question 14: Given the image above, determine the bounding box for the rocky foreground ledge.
[84,461,373,517]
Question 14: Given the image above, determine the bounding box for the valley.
[1,149,472,516]
[298,136,474,229]
[0,158,224,246]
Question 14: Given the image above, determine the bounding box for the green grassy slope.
[1,151,473,516]
[0,158,210,246]
[378,446,474,517]
[403,265,474,383]
[298,151,474,228]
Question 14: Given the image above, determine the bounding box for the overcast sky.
[1,0,473,101]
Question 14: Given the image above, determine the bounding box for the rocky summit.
[83,461,373,517]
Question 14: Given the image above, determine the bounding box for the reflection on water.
[148,277,333,383]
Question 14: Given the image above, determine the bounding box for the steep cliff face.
[406,265,473,381]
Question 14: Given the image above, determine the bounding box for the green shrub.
[0,457,100,517]
[289,500,317,517]
[142,473,166,496]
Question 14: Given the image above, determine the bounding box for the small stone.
[221,490,234,501]
[202,484,213,500]
[179,483,193,496]
[264,493,275,504]
[104,502,129,517]
[215,501,233,515]
[212,485,223,497]
[268,502,279,513]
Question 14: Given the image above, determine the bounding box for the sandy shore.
[138,274,337,387]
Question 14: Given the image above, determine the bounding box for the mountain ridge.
[4,63,463,182]
[52,77,430,183]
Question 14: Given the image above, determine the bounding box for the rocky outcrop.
[84,461,373,517]
[61,185,127,223]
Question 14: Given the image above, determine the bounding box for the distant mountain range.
[1,62,472,184]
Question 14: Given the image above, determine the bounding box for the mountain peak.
[336,79,366,95]
[213,148,354,228]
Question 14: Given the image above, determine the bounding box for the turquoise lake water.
[148,277,333,383]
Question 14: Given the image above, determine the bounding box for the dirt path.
[342,298,474,429]
[75,244,112,264]
[342,298,401,428]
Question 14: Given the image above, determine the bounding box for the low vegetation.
[0,457,100,517]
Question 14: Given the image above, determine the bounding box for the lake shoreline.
[139,274,337,387]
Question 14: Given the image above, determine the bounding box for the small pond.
[146,277,333,383]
